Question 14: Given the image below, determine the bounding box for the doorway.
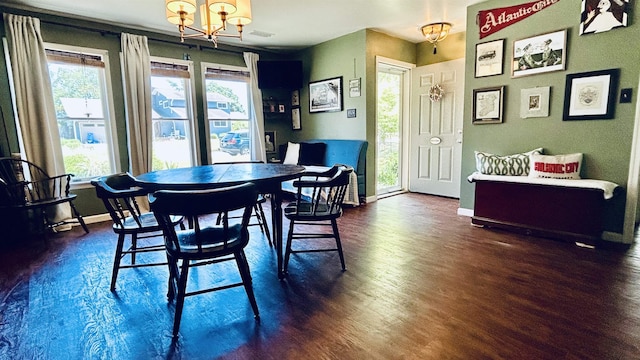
[375,57,414,196]
[409,58,465,198]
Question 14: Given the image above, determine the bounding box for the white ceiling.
[4,0,486,50]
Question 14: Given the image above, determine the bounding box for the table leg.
[270,190,285,279]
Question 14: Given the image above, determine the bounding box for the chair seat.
[284,201,342,221]
[169,224,247,259]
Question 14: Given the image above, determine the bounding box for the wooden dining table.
[135,162,305,279]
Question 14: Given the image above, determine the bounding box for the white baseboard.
[457,208,473,217]
[602,231,625,243]
[365,195,378,204]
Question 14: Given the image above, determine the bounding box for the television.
[257,60,303,90]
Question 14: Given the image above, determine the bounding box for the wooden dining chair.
[150,182,260,337]
[215,161,272,245]
[283,165,353,272]
[0,157,89,240]
[91,173,183,291]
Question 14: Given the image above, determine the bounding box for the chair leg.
[172,259,190,337]
[283,220,295,273]
[110,233,126,291]
[131,234,138,265]
[166,253,179,301]
[69,202,89,233]
[255,203,272,246]
[235,250,260,319]
[332,219,346,270]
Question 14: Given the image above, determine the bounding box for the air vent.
[249,30,275,38]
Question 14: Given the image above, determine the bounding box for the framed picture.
[475,39,504,78]
[264,131,276,153]
[278,104,285,113]
[580,0,629,35]
[292,107,301,130]
[512,29,567,78]
[563,68,620,121]
[520,86,551,118]
[349,78,361,97]
[309,76,343,113]
[291,90,300,106]
[473,86,504,124]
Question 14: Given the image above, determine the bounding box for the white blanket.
[282,165,360,206]
[467,172,620,200]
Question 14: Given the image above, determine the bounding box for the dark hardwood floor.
[1,193,639,359]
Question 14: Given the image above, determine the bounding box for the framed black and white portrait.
[580,0,630,35]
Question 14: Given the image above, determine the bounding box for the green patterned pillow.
[475,148,543,176]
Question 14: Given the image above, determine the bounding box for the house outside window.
[150,58,197,170]
[45,45,119,182]
[202,64,252,162]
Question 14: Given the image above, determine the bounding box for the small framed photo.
[264,130,276,153]
[520,86,551,118]
[512,29,566,78]
[278,104,285,113]
[309,76,343,113]
[349,78,361,97]
[291,90,300,106]
[475,39,504,78]
[292,107,301,130]
[563,68,619,121]
[473,86,504,124]
[580,0,629,35]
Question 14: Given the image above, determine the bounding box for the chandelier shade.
[165,0,252,47]
[420,22,452,54]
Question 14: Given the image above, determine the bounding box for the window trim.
[201,62,252,164]
[44,42,120,189]
[150,56,200,168]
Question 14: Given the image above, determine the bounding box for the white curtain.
[4,13,71,223]
[3,14,64,175]
[121,33,152,176]
[243,52,266,162]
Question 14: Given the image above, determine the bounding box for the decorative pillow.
[475,148,543,176]
[298,142,327,166]
[283,142,300,165]
[529,153,583,179]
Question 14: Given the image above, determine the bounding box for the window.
[45,45,119,182]
[203,64,252,162]
[150,58,197,170]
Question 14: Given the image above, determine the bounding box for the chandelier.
[165,0,252,47]
[420,22,452,55]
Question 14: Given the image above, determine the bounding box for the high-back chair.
[214,161,271,245]
[150,182,260,337]
[283,165,353,272]
[0,157,88,238]
[91,173,183,291]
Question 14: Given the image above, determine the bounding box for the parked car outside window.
[220,130,250,156]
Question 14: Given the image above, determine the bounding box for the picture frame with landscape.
[512,29,567,78]
[309,77,343,113]
[473,86,504,124]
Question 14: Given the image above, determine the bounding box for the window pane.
[151,76,194,170]
[48,59,114,181]
[205,75,252,162]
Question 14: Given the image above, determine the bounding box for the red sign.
[478,0,561,39]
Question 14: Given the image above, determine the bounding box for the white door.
[409,58,465,198]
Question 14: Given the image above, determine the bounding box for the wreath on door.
[429,84,444,102]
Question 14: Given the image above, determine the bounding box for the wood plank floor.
[1,193,639,359]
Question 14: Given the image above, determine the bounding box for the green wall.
[462,0,639,233]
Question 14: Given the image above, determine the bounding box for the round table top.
[135,163,305,191]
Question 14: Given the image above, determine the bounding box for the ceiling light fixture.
[165,0,252,47]
[420,22,452,55]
